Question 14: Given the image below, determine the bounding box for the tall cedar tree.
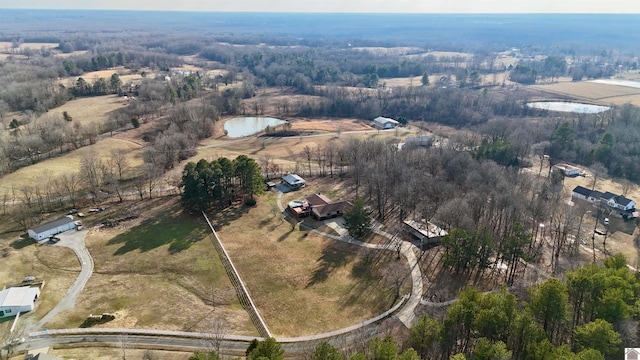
[343,196,371,239]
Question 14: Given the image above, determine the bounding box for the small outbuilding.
[282,174,306,190]
[0,286,41,317]
[403,219,448,245]
[403,135,432,149]
[552,163,580,177]
[373,117,400,129]
[28,216,75,241]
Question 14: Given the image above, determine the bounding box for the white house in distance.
[0,286,41,317]
[281,174,306,190]
[373,116,400,129]
[28,216,75,241]
[572,185,636,214]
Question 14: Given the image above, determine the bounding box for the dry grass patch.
[48,198,255,334]
[50,348,194,360]
[36,94,127,127]
[0,137,143,190]
[0,42,58,51]
[214,192,408,337]
[530,81,640,102]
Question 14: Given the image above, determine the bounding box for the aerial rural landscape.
[1,5,640,360]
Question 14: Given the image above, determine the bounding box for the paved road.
[12,321,391,357]
[32,229,94,331]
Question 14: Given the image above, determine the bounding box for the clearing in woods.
[531,80,640,105]
[561,172,640,267]
[35,94,128,127]
[0,137,143,192]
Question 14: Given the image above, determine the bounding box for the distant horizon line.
[1,8,639,15]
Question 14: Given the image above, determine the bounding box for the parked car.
[77,212,85,217]
[89,208,100,213]
[68,208,79,214]
[604,217,610,225]
[22,275,36,282]
[98,207,107,212]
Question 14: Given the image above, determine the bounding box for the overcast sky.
[1,0,639,13]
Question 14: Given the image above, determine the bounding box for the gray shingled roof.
[29,217,74,234]
[572,186,591,197]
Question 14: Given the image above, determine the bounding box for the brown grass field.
[530,80,640,104]
[0,137,144,191]
[59,67,145,86]
[0,42,59,52]
[214,188,409,337]
[36,94,128,127]
[46,198,256,335]
[48,348,195,360]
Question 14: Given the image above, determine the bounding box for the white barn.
[28,216,75,241]
[373,117,400,129]
[0,286,40,317]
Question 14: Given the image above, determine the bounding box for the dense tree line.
[181,156,263,211]
[409,255,639,359]
[338,137,590,278]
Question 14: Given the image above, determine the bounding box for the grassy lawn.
[47,198,255,335]
[214,191,409,337]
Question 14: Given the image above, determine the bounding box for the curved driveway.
[276,191,423,328]
[33,229,94,331]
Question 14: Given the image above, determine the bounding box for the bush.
[244,198,257,206]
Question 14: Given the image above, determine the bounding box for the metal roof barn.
[28,216,75,241]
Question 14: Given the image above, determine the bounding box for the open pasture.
[0,137,143,191]
[531,80,640,103]
[37,94,128,127]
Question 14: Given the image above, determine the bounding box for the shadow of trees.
[306,241,357,287]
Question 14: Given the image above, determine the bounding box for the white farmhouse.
[0,286,40,317]
[373,116,400,129]
[28,216,75,241]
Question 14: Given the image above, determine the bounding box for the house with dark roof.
[572,185,592,201]
[306,193,352,220]
[28,216,75,241]
[602,192,635,211]
[572,186,636,212]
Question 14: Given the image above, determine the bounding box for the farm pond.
[526,101,610,114]
[223,116,287,137]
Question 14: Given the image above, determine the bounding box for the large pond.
[223,116,287,137]
[526,101,610,114]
